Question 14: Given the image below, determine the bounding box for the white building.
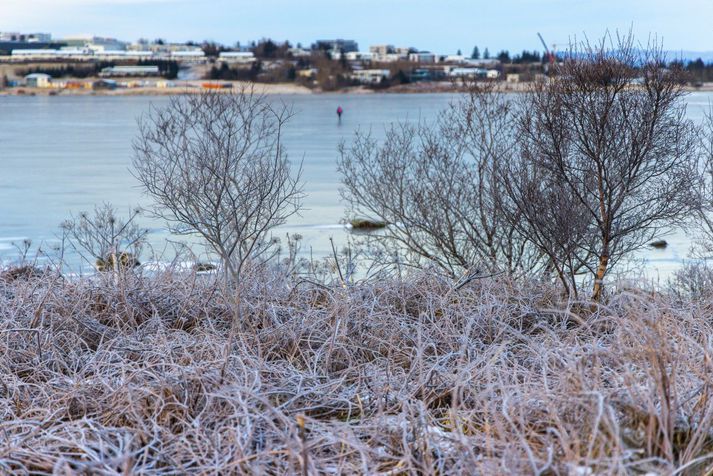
[62,36,128,52]
[95,50,153,59]
[345,51,373,61]
[409,52,436,63]
[218,52,256,63]
[370,45,411,62]
[100,66,160,77]
[0,32,51,42]
[25,73,52,88]
[464,58,500,68]
[169,50,206,61]
[349,69,391,84]
[443,54,467,64]
[449,67,488,78]
[12,49,81,59]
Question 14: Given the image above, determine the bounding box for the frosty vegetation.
[4,34,713,474]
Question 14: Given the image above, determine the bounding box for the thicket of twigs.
[2,263,713,475]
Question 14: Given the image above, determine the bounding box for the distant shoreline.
[2,80,713,96]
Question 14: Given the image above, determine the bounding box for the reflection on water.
[0,91,711,276]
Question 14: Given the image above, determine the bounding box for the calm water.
[0,92,711,276]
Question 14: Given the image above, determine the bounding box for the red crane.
[537,32,556,65]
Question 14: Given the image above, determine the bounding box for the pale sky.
[2,0,712,54]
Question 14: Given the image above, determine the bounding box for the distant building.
[92,79,118,90]
[100,66,160,77]
[62,36,127,52]
[409,51,436,63]
[24,73,52,88]
[464,58,500,68]
[0,32,52,42]
[395,47,414,55]
[345,51,373,61]
[133,42,201,53]
[349,69,391,84]
[410,68,446,82]
[96,50,153,59]
[506,73,520,83]
[311,39,359,53]
[219,51,256,63]
[11,48,154,60]
[0,31,66,55]
[169,50,206,61]
[443,54,467,64]
[369,45,394,56]
[370,45,411,62]
[287,47,311,58]
[449,67,488,78]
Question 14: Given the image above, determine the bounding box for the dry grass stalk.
[0,265,712,474]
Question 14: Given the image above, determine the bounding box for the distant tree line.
[671,58,713,84]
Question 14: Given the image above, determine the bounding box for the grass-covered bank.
[1,266,712,474]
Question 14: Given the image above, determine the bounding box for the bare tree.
[338,83,541,277]
[696,108,713,252]
[501,157,597,298]
[511,33,701,300]
[132,89,303,282]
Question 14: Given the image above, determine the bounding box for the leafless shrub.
[132,88,303,283]
[61,203,147,273]
[669,260,713,300]
[338,82,540,277]
[509,33,701,299]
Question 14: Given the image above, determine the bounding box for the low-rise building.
[92,79,118,90]
[349,69,391,84]
[442,54,467,64]
[100,65,160,77]
[63,36,127,52]
[506,73,520,83]
[24,73,52,88]
[344,51,373,62]
[11,48,154,60]
[449,67,488,78]
[0,32,52,42]
[410,68,447,82]
[219,51,256,63]
[370,45,412,62]
[169,50,206,61]
[288,47,311,58]
[311,39,359,53]
[464,58,501,68]
[409,51,436,63]
[95,50,153,59]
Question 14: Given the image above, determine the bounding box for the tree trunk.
[592,253,609,301]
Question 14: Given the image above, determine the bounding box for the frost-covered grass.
[1,265,713,474]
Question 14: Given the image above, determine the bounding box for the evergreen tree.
[483,48,490,59]
[457,48,462,56]
[471,46,480,59]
